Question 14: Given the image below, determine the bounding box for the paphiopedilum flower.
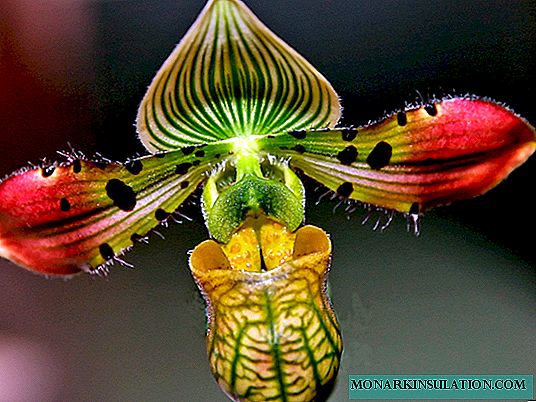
[0,0,534,400]
[190,218,341,401]
[0,0,534,277]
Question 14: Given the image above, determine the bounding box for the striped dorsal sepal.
[136,0,341,152]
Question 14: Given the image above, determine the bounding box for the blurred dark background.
[0,1,534,401]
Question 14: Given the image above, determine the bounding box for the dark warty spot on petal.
[41,165,55,177]
[397,111,407,126]
[72,159,82,173]
[289,130,307,140]
[336,182,354,198]
[336,145,358,165]
[60,198,71,212]
[99,243,115,260]
[424,104,438,116]
[155,208,170,222]
[124,160,143,175]
[180,181,189,189]
[105,179,137,211]
[341,128,358,142]
[130,233,144,243]
[175,162,192,175]
[366,141,392,170]
[409,202,420,215]
[181,146,196,156]
[194,150,205,158]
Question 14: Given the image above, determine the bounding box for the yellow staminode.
[190,217,342,402]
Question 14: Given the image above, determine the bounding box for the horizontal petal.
[258,97,536,213]
[0,144,230,276]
